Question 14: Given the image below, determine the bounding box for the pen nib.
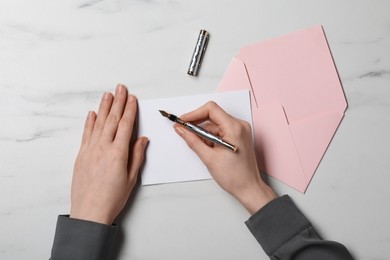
[159,110,169,118]
[159,110,178,122]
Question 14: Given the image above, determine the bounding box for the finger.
[180,101,234,127]
[128,136,148,182]
[91,92,113,141]
[174,125,215,165]
[102,84,128,142]
[114,94,137,146]
[81,111,96,146]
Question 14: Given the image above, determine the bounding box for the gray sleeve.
[50,215,118,260]
[245,195,353,260]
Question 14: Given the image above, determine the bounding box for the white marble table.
[1,1,389,259]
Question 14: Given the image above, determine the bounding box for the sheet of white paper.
[138,90,252,185]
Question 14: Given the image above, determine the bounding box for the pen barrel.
[185,122,237,152]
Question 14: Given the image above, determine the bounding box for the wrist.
[234,183,276,215]
[70,208,113,225]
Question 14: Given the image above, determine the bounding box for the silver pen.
[159,110,238,152]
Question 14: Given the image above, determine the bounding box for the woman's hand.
[175,101,276,214]
[70,85,148,225]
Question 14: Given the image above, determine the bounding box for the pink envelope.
[216,25,347,193]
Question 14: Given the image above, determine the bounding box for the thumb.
[128,136,148,181]
[174,125,214,164]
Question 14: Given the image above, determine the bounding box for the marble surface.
[1,0,389,259]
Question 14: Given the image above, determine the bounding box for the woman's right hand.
[174,101,276,214]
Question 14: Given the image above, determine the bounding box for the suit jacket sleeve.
[50,215,117,260]
[245,195,353,260]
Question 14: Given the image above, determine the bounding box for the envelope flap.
[235,25,347,123]
[289,111,345,185]
[254,103,307,192]
[217,57,258,107]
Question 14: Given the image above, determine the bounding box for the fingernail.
[87,110,93,118]
[104,92,111,100]
[143,137,149,147]
[128,95,135,103]
[116,84,125,93]
[174,126,184,136]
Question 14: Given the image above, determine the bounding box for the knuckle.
[119,117,132,129]
[108,114,121,125]
[242,121,252,132]
[206,101,218,109]
[94,121,104,131]
[232,120,250,137]
[185,137,197,149]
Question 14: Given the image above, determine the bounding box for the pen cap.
[187,29,209,76]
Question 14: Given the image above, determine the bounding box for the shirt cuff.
[245,195,311,256]
[51,215,118,260]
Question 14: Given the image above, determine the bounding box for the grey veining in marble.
[1,0,390,259]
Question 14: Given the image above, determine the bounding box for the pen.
[159,110,238,152]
